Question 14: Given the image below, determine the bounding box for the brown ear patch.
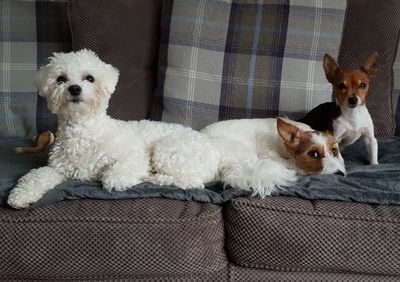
[361,52,379,79]
[277,118,302,149]
[323,54,341,83]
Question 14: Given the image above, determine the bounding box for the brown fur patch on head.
[292,133,324,174]
[277,118,342,175]
[277,118,324,174]
[292,132,340,175]
[332,69,370,106]
[323,52,379,107]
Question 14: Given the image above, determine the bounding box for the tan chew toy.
[13,131,55,154]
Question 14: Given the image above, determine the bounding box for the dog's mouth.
[347,103,358,108]
[69,98,83,104]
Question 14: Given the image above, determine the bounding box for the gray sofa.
[1,0,400,281]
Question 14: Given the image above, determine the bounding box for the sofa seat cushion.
[225,196,400,276]
[0,199,227,280]
[229,264,400,281]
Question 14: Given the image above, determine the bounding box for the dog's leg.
[364,134,378,165]
[101,159,150,192]
[7,166,65,209]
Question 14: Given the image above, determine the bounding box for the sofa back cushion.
[0,0,71,139]
[152,0,347,130]
[153,0,400,136]
[68,0,162,121]
[338,0,400,136]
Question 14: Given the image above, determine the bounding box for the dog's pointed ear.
[277,118,302,149]
[104,64,120,94]
[361,52,379,79]
[323,54,341,83]
[35,64,51,98]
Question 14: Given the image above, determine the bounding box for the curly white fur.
[7,49,218,209]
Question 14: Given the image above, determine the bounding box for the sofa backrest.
[153,0,400,136]
[0,0,70,139]
[2,0,400,139]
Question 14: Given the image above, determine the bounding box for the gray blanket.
[0,137,399,207]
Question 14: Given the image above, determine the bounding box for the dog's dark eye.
[338,83,346,90]
[56,76,67,84]
[359,82,366,89]
[85,75,95,83]
[332,148,339,157]
[308,150,320,159]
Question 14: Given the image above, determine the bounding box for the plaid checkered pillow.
[0,0,71,139]
[153,0,347,130]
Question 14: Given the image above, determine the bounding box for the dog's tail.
[220,159,297,197]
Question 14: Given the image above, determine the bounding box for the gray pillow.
[68,0,162,121]
[338,0,400,136]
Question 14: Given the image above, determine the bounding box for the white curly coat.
[7,50,219,208]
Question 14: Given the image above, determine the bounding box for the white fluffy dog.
[7,49,218,209]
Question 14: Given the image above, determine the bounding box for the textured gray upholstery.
[225,197,400,276]
[0,199,227,281]
[229,265,400,281]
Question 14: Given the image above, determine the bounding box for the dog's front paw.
[101,174,142,192]
[370,160,379,165]
[7,191,39,209]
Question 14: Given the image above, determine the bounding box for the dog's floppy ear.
[104,64,120,94]
[35,64,51,98]
[323,54,341,83]
[361,52,379,79]
[277,118,302,150]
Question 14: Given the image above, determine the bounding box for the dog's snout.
[68,85,81,96]
[334,170,345,176]
[348,96,358,106]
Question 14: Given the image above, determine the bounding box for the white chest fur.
[333,105,374,146]
[332,105,378,165]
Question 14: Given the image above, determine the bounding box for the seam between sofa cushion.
[0,268,229,281]
[233,261,397,276]
[0,211,222,224]
[231,200,400,223]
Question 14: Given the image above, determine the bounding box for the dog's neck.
[338,102,368,119]
[57,111,109,132]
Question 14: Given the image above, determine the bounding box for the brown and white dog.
[299,53,379,164]
[146,117,346,198]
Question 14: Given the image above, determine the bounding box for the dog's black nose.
[68,85,81,96]
[334,170,345,176]
[348,96,358,106]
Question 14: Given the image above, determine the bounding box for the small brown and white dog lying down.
[299,53,379,164]
[151,117,346,197]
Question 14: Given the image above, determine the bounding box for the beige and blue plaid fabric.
[153,0,347,130]
[0,0,70,138]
